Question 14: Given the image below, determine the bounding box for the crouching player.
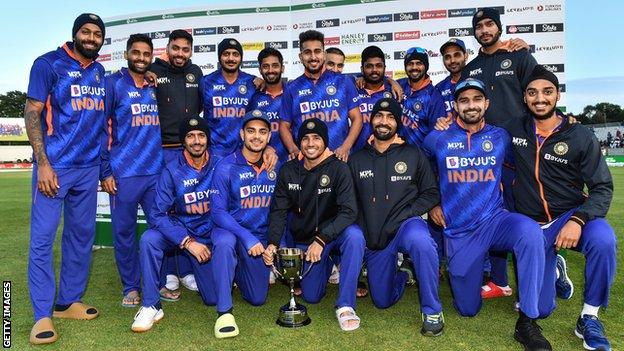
[264,118,365,331]
[132,117,239,339]
[210,110,278,309]
[348,98,444,336]
[423,79,551,351]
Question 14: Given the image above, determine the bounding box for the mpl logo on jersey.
[366,14,393,24]
[394,31,420,40]
[239,171,255,180]
[393,12,418,21]
[316,18,340,28]
[368,32,393,42]
[507,25,534,34]
[183,178,199,187]
[448,27,474,37]
[536,23,564,33]
[420,10,447,19]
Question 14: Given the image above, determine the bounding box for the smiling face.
[454,89,489,125]
[371,110,398,141]
[325,52,345,73]
[73,23,104,59]
[405,59,426,83]
[220,48,242,73]
[184,130,208,158]
[241,119,270,153]
[475,18,501,47]
[362,57,385,85]
[299,40,325,75]
[259,55,283,85]
[442,46,468,75]
[166,38,192,68]
[300,133,325,160]
[524,79,560,120]
[126,41,153,74]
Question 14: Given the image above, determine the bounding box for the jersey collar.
[62,42,95,69]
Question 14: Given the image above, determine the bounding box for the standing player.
[397,47,447,147]
[325,47,345,73]
[248,48,288,161]
[423,79,551,351]
[25,13,106,345]
[132,117,240,339]
[435,39,468,116]
[353,45,394,152]
[349,98,444,336]
[264,118,365,331]
[149,29,203,298]
[201,38,256,157]
[505,66,616,351]
[100,34,163,307]
[279,30,362,162]
[211,110,277,310]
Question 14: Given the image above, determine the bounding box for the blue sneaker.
[555,254,573,299]
[421,312,444,337]
[575,315,611,351]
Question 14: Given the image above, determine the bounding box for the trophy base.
[276,302,311,328]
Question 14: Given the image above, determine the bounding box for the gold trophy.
[272,248,313,327]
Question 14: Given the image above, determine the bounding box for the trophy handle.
[270,252,284,279]
[299,261,314,280]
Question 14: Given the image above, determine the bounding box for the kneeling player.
[423,79,551,351]
[132,117,239,339]
[348,98,444,336]
[264,118,365,331]
[211,110,277,308]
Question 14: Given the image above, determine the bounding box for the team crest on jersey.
[186,73,195,83]
[268,170,277,180]
[383,92,393,98]
[320,174,330,187]
[414,102,423,112]
[306,121,316,129]
[501,59,512,69]
[238,85,248,94]
[482,140,493,152]
[554,142,568,155]
[150,91,156,100]
[189,118,199,126]
[94,72,101,83]
[326,85,337,95]
[394,161,407,174]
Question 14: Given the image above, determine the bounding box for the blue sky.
[1,0,622,113]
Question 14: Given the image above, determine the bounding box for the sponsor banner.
[605,156,624,167]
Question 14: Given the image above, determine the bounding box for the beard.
[372,124,397,141]
[221,61,240,73]
[128,60,149,74]
[74,38,102,59]
[363,72,384,85]
[407,69,425,83]
[477,30,502,48]
[244,140,265,153]
[458,108,484,125]
[262,72,282,85]
[531,105,557,120]
[304,60,322,75]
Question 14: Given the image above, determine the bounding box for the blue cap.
[454,78,487,100]
[404,46,429,71]
[440,38,466,55]
[242,109,271,129]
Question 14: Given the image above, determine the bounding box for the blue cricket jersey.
[397,77,447,147]
[211,150,279,250]
[435,75,458,115]
[422,122,513,238]
[26,42,106,168]
[281,69,360,151]
[353,82,394,152]
[101,68,163,179]
[152,150,219,244]
[248,87,288,160]
[200,70,256,157]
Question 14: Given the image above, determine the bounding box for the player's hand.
[568,116,579,124]
[435,115,453,131]
[37,163,59,197]
[263,244,277,265]
[507,38,530,52]
[288,149,300,161]
[253,77,266,91]
[262,146,278,172]
[388,78,404,102]
[145,71,158,86]
[428,205,446,228]
[248,242,265,257]
[334,145,351,162]
[555,220,582,250]
[101,176,117,195]
[187,241,212,263]
[306,242,323,263]
[354,76,365,89]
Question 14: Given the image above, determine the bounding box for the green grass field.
[1,170,622,350]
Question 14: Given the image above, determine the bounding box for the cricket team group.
[24,8,617,351]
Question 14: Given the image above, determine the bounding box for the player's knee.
[301,288,325,304]
[585,221,616,253]
[211,228,236,250]
[455,302,480,317]
[244,293,267,306]
[343,225,365,250]
[371,294,394,309]
[139,229,161,249]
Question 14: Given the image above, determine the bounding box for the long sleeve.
[268,166,292,246]
[100,76,115,180]
[317,165,357,243]
[576,133,613,222]
[408,148,440,216]
[152,168,188,244]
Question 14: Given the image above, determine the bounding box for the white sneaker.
[180,274,198,291]
[131,306,164,332]
[165,274,179,291]
[269,271,276,284]
[328,265,340,284]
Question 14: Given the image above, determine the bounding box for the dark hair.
[325,47,345,58]
[126,33,153,51]
[299,30,324,50]
[168,29,193,44]
[361,45,385,66]
[258,48,283,65]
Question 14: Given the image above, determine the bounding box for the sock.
[218,308,233,317]
[581,303,599,317]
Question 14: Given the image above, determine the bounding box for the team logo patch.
[229,39,238,45]
[252,109,262,117]
[89,14,100,20]
[414,102,423,112]
[326,85,336,95]
[475,10,483,18]
[554,142,568,155]
[94,72,101,83]
[380,101,389,108]
[306,121,316,129]
[150,91,156,100]
[394,161,407,174]
[383,91,393,98]
[501,59,512,69]
[186,73,195,83]
[320,174,330,187]
[482,140,493,152]
[238,85,248,94]
[268,170,277,180]
[189,118,199,126]
[448,38,458,44]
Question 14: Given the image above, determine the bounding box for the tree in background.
[0,91,27,118]
[579,103,624,125]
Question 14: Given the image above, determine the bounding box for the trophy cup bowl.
[273,248,313,327]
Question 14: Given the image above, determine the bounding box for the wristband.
[314,236,326,248]
[569,216,586,228]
